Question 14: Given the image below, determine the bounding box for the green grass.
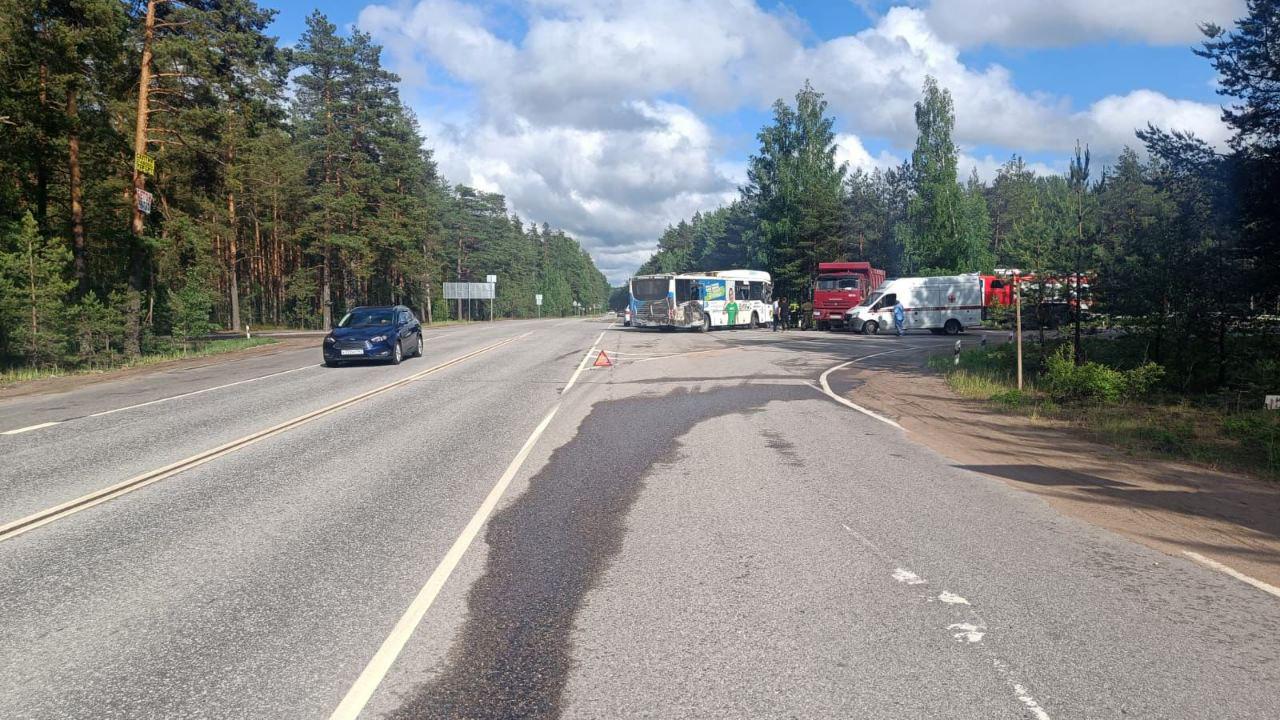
[0,337,277,388]
[928,343,1280,480]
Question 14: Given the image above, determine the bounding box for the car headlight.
[324,336,335,344]
[369,334,388,343]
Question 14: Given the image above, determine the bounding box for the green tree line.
[640,3,1279,391]
[0,1,608,371]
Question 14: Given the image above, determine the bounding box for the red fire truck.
[812,262,886,331]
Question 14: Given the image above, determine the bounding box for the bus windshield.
[631,278,670,301]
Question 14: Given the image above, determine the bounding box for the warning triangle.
[593,350,613,367]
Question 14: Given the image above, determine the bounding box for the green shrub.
[1122,362,1166,398]
[990,389,1027,407]
[1222,411,1280,474]
[1043,346,1125,403]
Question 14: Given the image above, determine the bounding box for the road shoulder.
[833,353,1280,590]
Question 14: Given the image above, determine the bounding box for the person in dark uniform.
[778,297,791,332]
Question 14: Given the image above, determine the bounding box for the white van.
[845,274,984,335]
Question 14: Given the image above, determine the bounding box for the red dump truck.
[812,261,886,330]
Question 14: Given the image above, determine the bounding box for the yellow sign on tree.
[134,153,155,176]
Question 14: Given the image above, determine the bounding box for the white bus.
[629,269,774,331]
[844,274,984,335]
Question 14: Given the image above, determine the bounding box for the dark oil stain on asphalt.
[386,383,813,720]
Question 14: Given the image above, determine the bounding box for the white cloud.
[926,0,1245,48]
[358,1,1233,281]
[835,133,901,173]
[420,101,738,283]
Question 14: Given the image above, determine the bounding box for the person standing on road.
[771,298,781,332]
[892,298,906,337]
[778,297,790,332]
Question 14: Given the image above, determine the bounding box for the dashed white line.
[892,568,927,585]
[938,591,971,605]
[1183,551,1280,599]
[1,421,63,435]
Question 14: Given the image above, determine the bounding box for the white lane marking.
[634,348,725,364]
[1,421,63,435]
[84,363,319,420]
[1183,551,1280,599]
[329,331,605,720]
[0,335,528,543]
[892,568,927,585]
[815,348,922,429]
[563,329,608,393]
[1012,683,1053,720]
[938,591,970,605]
[948,623,986,643]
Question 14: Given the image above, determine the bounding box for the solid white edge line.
[562,329,609,394]
[328,327,608,719]
[327,404,560,720]
[1183,551,1280,599]
[1,421,64,435]
[816,348,917,429]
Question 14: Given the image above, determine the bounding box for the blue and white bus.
[629,270,773,331]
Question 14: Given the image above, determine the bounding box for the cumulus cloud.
[420,101,738,283]
[925,0,1245,48]
[358,1,1232,281]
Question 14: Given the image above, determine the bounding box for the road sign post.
[535,294,542,319]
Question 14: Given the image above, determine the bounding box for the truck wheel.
[862,320,879,335]
[944,319,962,335]
[750,312,760,329]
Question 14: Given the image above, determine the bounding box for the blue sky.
[261,0,1241,283]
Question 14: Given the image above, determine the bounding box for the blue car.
[323,305,423,367]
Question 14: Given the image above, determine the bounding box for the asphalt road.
[1,319,1276,719]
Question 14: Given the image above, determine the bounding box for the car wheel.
[414,333,424,357]
[944,319,962,335]
[391,340,403,365]
[863,320,879,335]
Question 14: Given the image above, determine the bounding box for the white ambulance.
[845,274,985,335]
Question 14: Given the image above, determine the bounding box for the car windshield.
[337,309,395,328]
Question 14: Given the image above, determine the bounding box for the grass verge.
[928,345,1280,481]
[0,337,277,388]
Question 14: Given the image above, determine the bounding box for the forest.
[0,1,610,372]
[637,3,1279,395]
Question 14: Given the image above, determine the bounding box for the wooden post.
[1015,274,1024,391]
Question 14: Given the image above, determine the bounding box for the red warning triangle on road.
[593,350,613,367]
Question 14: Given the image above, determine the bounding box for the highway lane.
[0,318,607,719]
[1,321,1278,719]
[0,321,557,529]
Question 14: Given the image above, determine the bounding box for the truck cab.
[812,262,886,330]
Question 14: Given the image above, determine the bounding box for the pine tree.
[0,213,74,366]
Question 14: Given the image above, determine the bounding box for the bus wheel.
[944,319,962,335]
[750,312,760,329]
[862,320,879,335]
[699,314,711,333]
